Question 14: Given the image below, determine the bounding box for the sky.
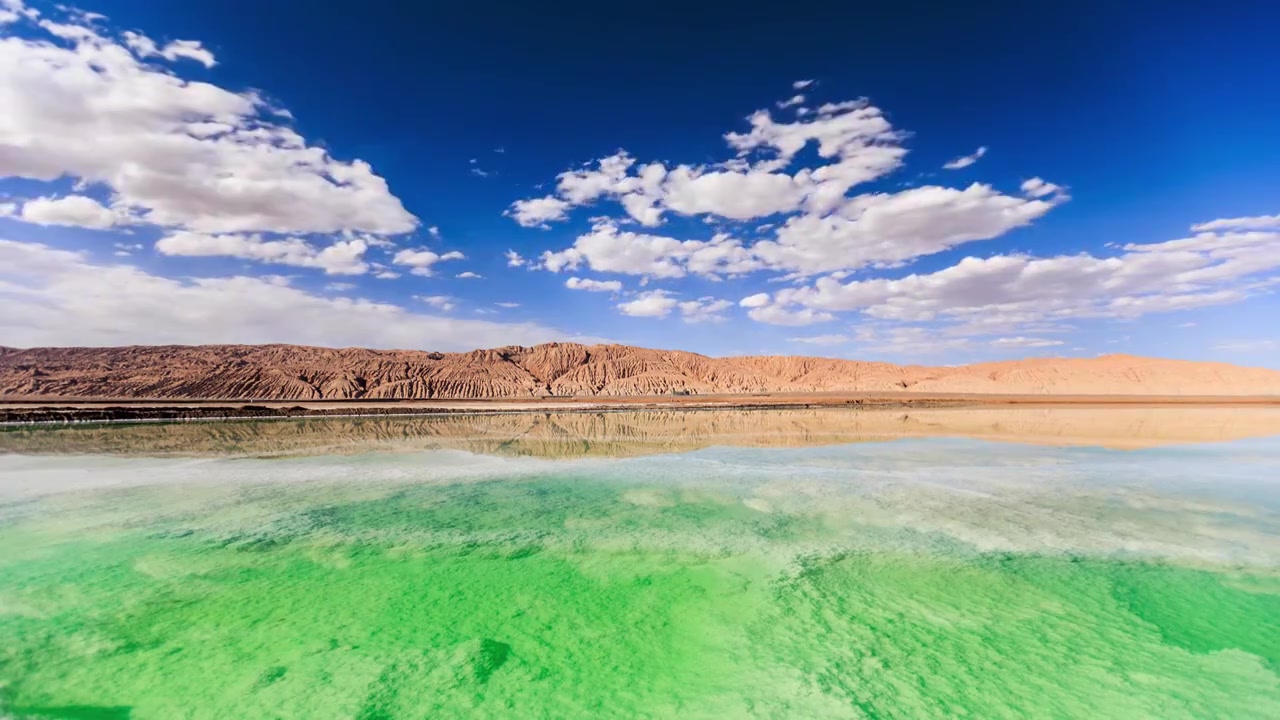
[2,0,1279,366]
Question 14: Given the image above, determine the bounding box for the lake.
[2,408,1279,718]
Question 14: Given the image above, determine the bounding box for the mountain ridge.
[2,342,1278,400]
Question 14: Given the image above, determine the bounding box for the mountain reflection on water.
[3,406,1280,459]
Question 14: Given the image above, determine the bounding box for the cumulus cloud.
[19,195,122,229]
[391,248,465,276]
[156,231,370,275]
[748,215,1280,332]
[455,271,482,279]
[614,290,732,322]
[509,99,915,233]
[565,277,622,293]
[511,95,1066,283]
[0,239,594,349]
[750,183,1061,275]
[533,182,1059,279]
[617,290,679,317]
[0,7,417,241]
[540,219,757,278]
[792,79,814,90]
[504,249,527,267]
[942,146,987,170]
[678,297,733,323]
[414,295,455,311]
[506,196,571,227]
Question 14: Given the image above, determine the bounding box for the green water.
[1,429,1279,718]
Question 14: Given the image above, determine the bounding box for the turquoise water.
[1,416,1279,718]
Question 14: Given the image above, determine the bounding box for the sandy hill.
[1,342,1278,400]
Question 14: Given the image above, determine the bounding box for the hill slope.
[2,343,1278,400]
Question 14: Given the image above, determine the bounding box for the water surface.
[2,408,1279,718]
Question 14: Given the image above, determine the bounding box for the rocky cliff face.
[2,342,1278,399]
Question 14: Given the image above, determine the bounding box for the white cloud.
[0,0,31,25]
[541,220,755,278]
[455,271,482,279]
[509,100,913,232]
[989,336,1065,348]
[942,146,987,170]
[739,292,771,308]
[122,32,216,68]
[112,242,142,257]
[511,96,1066,280]
[0,12,417,240]
[1214,339,1278,353]
[18,194,121,229]
[751,183,1061,275]
[506,196,570,227]
[745,305,836,326]
[536,182,1058,279]
[325,282,355,292]
[414,294,455,311]
[749,216,1280,334]
[724,100,903,177]
[565,277,622,293]
[660,166,806,220]
[1021,177,1069,200]
[617,290,679,317]
[504,249,527,267]
[845,326,977,356]
[615,291,729,322]
[427,225,441,239]
[792,79,814,90]
[391,248,465,276]
[155,231,370,275]
[777,94,805,109]
[788,334,850,346]
[678,297,733,323]
[0,239,594,349]
[1191,215,1280,232]
[494,302,520,308]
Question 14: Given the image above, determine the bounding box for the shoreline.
[4,393,1280,426]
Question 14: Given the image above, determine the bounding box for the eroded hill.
[2,342,1278,399]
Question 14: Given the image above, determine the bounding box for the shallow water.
[2,409,1279,718]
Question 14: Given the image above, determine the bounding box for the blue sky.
[2,0,1278,365]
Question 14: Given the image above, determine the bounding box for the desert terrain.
[3,342,1279,405]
